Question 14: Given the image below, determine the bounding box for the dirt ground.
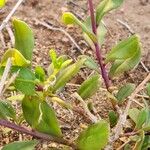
[0,0,150,149]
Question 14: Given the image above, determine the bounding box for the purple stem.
[0,119,76,149]
[88,0,110,89]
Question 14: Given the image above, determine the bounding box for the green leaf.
[49,49,58,69]
[76,120,109,150]
[62,12,96,42]
[77,74,100,100]
[0,0,5,8]
[22,96,62,137]
[142,135,150,150]
[78,55,99,72]
[13,68,35,95]
[128,108,140,124]
[96,0,124,24]
[35,66,45,82]
[48,52,73,76]
[142,108,150,131]
[53,58,85,91]
[2,140,38,150]
[13,18,34,61]
[106,35,141,77]
[135,108,147,130]
[133,131,145,150]
[146,83,150,96]
[124,144,132,150]
[0,100,16,120]
[116,83,135,104]
[97,22,107,45]
[0,49,30,67]
[108,110,118,127]
[83,17,107,47]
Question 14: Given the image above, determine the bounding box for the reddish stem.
[88,0,110,89]
[0,119,76,149]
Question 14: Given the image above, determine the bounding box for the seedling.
[0,0,149,149]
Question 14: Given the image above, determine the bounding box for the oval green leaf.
[13,67,35,95]
[76,120,109,150]
[77,74,100,100]
[22,96,62,137]
[0,49,30,67]
[35,66,45,82]
[13,18,34,61]
[116,83,135,104]
[109,110,118,127]
[62,12,96,42]
[53,58,85,91]
[2,140,38,150]
[96,0,124,24]
[0,100,16,120]
[106,35,141,77]
[135,108,147,130]
[128,108,140,124]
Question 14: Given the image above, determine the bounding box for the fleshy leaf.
[13,67,35,95]
[0,0,5,8]
[62,12,96,42]
[0,100,16,120]
[76,120,109,150]
[106,35,141,77]
[0,49,30,67]
[13,18,34,61]
[22,96,62,137]
[2,140,38,150]
[77,74,100,100]
[116,83,135,104]
[96,0,124,24]
[53,58,85,91]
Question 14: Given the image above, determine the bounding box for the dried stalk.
[34,19,82,52]
[113,73,150,142]
[73,92,98,123]
[0,58,12,97]
[6,24,15,46]
[0,0,24,31]
[2,70,20,95]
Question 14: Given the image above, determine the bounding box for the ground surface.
[0,0,150,149]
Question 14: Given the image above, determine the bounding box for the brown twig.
[0,31,6,49]
[0,119,77,149]
[0,0,24,31]
[34,19,83,52]
[113,73,150,142]
[73,92,99,123]
[6,24,15,47]
[0,58,12,97]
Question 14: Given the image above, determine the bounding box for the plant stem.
[0,119,77,149]
[88,0,110,90]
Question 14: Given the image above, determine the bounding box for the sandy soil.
[0,0,150,149]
